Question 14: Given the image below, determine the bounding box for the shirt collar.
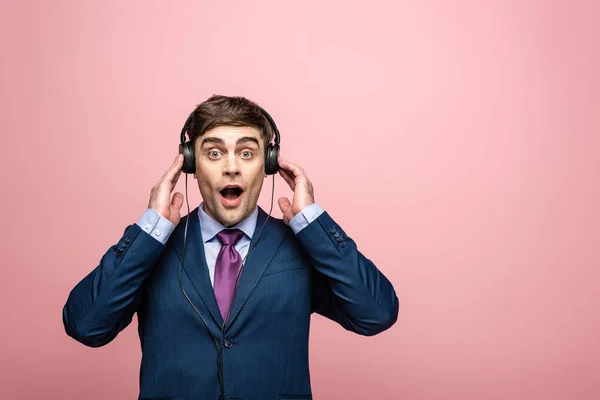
[198,202,258,243]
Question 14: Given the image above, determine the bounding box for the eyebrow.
[201,136,260,147]
[236,137,260,147]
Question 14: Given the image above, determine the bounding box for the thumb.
[172,192,184,210]
[278,197,292,221]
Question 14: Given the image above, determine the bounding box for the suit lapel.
[171,207,224,328]
[225,207,287,331]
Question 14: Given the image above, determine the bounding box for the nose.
[223,154,240,176]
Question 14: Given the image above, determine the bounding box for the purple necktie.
[214,229,245,321]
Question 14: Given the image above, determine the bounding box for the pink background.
[1,0,599,399]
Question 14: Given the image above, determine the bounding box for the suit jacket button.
[124,238,131,244]
[224,338,233,348]
[116,250,123,258]
[329,228,336,233]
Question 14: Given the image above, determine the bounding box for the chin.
[214,206,247,227]
[218,214,242,228]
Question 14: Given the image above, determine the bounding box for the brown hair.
[187,95,274,154]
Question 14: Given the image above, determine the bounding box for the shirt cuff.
[289,203,325,235]
[136,209,175,245]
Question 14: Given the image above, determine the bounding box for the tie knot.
[216,229,244,246]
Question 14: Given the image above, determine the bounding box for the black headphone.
[178,105,281,175]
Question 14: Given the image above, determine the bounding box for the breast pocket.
[264,253,307,276]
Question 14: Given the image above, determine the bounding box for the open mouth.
[219,185,244,206]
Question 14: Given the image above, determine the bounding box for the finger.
[278,157,305,181]
[158,154,184,184]
[162,155,184,185]
[297,165,313,191]
[298,165,310,180]
[278,197,292,223]
[171,168,183,188]
[171,192,184,210]
[278,168,296,190]
[279,168,295,186]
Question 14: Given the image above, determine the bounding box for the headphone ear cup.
[264,143,279,175]
[179,142,196,174]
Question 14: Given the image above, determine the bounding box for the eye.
[241,151,253,159]
[208,150,221,159]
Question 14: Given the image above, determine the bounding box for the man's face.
[194,125,265,227]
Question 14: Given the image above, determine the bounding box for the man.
[63,95,399,400]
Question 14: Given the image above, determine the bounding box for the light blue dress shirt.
[136,202,324,287]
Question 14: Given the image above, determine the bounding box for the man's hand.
[277,157,315,225]
[148,154,184,226]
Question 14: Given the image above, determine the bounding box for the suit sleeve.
[297,211,399,336]
[62,223,166,347]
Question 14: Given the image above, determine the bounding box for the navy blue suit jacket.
[63,207,399,400]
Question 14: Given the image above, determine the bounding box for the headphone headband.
[180,113,194,144]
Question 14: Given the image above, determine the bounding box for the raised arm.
[62,154,184,347]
